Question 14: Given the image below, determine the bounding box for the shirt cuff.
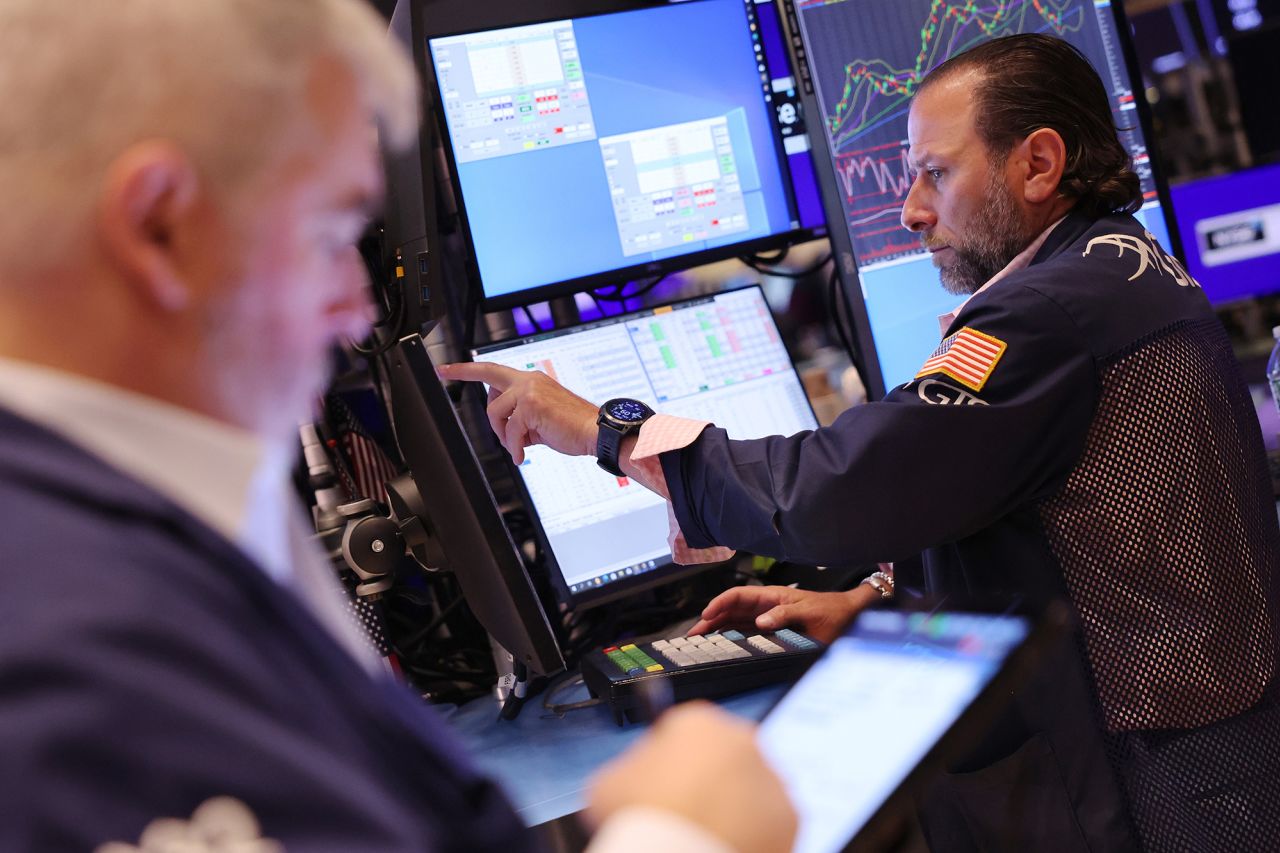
[585,806,735,853]
[632,413,714,460]
[631,415,735,565]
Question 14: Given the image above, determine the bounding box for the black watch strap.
[596,422,628,477]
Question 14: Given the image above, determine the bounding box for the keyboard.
[580,629,824,725]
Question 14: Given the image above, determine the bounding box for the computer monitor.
[419,0,823,310]
[780,0,1180,396]
[1170,162,1280,303]
[472,286,819,607]
[752,0,827,234]
[381,332,565,675]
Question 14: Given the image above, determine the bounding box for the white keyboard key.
[747,635,784,654]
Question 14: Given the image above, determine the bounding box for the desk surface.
[444,678,786,827]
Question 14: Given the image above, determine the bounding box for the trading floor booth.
[357,0,1278,850]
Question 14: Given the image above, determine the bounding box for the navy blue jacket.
[0,408,537,852]
[663,211,1280,851]
[665,211,1277,611]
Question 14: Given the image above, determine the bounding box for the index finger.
[437,361,522,391]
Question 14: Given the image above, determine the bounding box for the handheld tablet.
[757,607,1062,853]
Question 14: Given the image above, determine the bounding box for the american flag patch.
[915,327,1007,392]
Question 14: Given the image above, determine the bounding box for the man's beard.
[927,167,1037,296]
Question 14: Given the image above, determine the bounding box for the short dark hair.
[917,33,1142,218]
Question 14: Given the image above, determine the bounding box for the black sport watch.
[596,398,655,477]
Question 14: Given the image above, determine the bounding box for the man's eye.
[928,168,943,181]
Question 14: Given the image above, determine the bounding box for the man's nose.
[900,177,935,233]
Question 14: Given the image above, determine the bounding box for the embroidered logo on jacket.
[95,797,281,853]
[914,327,1007,392]
[913,378,990,405]
[1082,230,1198,287]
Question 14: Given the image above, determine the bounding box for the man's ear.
[96,141,200,313]
[1018,127,1068,205]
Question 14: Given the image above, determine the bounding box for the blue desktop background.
[438,0,796,301]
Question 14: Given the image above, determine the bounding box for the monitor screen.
[1170,162,1280,303]
[785,0,1178,394]
[473,286,819,606]
[426,0,818,309]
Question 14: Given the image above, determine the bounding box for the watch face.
[605,399,651,423]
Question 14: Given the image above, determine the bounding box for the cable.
[541,671,602,715]
[350,231,407,357]
[748,246,790,265]
[499,661,531,720]
[394,595,466,655]
[741,251,833,280]
[593,273,669,303]
[520,303,547,333]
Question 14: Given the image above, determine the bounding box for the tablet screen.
[757,610,1031,853]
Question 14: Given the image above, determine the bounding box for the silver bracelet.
[862,570,895,600]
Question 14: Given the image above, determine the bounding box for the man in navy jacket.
[447,35,1280,852]
[0,2,795,851]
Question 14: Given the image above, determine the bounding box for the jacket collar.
[1030,208,1102,266]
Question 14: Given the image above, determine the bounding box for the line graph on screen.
[796,0,1088,265]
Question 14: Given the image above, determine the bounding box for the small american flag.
[915,327,1007,392]
[325,394,401,503]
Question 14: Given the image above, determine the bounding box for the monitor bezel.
[383,330,566,674]
[471,283,821,610]
[412,0,825,312]
[776,0,1184,400]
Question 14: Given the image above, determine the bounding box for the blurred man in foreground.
[0,2,794,850]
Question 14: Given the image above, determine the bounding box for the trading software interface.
[428,0,816,303]
[758,610,1030,853]
[474,287,818,597]
[789,0,1176,390]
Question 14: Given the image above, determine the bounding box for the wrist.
[581,409,601,456]
[844,583,882,610]
[859,569,895,600]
